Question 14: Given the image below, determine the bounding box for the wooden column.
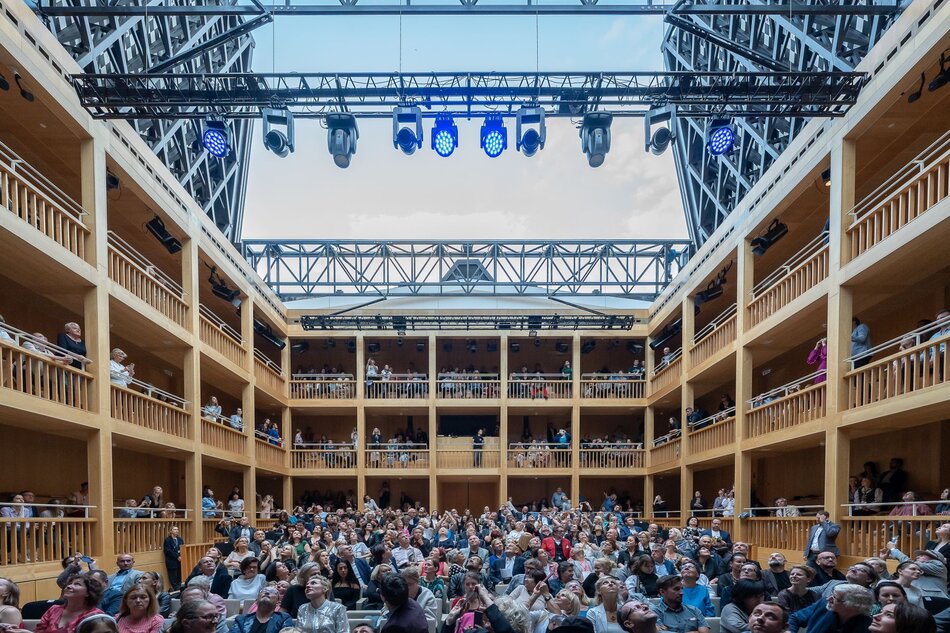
[87,430,114,559]
[184,452,203,543]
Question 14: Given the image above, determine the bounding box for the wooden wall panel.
[508,477,571,508]
[112,448,185,508]
[291,414,358,443]
[0,425,86,501]
[578,477,645,510]
[753,447,825,510]
[849,421,947,499]
[437,480,498,514]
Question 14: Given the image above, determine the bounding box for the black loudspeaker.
[145,216,182,254]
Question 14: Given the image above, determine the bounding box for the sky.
[241,11,688,241]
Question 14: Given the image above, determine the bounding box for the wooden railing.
[199,305,246,367]
[0,517,94,566]
[0,337,92,410]
[845,332,949,409]
[841,516,949,559]
[0,140,89,260]
[254,350,285,393]
[651,354,682,392]
[436,375,501,399]
[111,384,190,438]
[290,376,356,399]
[107,232,188,328]
[688,414,736,454]
[690,304,737,367]
[255,438,286,468]
[114,518,192,554]
[580,375,646,399]
[202,519,222,543]
[508,375,572,399]
[291,447,357,469]
[650,437,681,466]
[507,443,572,469]
[366,375,429,399]
[579,444,645,469]
[365,446,430,469]
[436,449,501,468]
[848,130,950,259]
[182,542,212,575]
[744,517,814,554]
[201,418,247,453]
[747,381,826,438]
[748,234,828,328]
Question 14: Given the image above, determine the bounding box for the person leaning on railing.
[109,349,135,388]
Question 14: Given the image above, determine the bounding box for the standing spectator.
[227,493,245,519]
[201,489,217,518]
[164,526,184,590]
[57,322,90,369]
[852,318,872,368]
[109,349,135,388]
[804,512,840,565]
[878,459,909,504]
[473,429,484,467]
[229,409,244,431]
[202,397,222,421]
[806,338,828,383]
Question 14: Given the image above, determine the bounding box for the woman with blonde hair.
[116,585,163,633]
[296,576,346,633]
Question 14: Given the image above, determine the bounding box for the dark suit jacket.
[803,522,841,558]
[789,600,871,633]
[699,529,732,547]
[163,536,184,564]
[354,558,372,585]
[229,525,254,543]
[382,599,429,633]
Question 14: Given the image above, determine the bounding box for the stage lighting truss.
[262,107,295,158]
[480,116,508,158]
[644,105,677,156]
[515,107,546,157]
[201,118,230,158]
[580,112,612,168]
[393,106,423,155]
[706,118,735,156]
[326,112,359,168]
[431,115,458,157]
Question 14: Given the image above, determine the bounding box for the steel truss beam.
[41,0,255,241]
[70,70,866,120]
[241,239,694,300]
[36,0,903,18]
[300,314,639,331]
[662,0,904,247]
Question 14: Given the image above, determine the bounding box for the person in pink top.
[37,575,104,633]
[807,338,828,383]
[889,491,934,517]
[116,585,164,633]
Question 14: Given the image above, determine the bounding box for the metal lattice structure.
[242,239,694,300]
[39,0,255,240]
[69,70,866,119]
[662,0,906,246]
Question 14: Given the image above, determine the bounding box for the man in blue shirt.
[679,563,715,617]
[100,553,143,614]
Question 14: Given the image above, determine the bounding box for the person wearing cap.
[650,575,710,633]
[882,544,949,599]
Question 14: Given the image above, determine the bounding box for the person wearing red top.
[116,585,164,633]
[542,526,572,562]
[37,575,104,633]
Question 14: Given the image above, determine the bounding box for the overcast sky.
[242,13,687,241]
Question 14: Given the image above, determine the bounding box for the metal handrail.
[204,412,244,430]
[848,129,950,221]
[291,373,355,379]
[652,348,683,376]
[253,348,282,374]
[580,373,646,380]
[0,138,87,219]
[747,371,825,404]
[751,231,828,298]
[0,322,92,368]
[437,373,501,379]
[112,506,193,516]
[508,442,573,448]
[844,315,950,364]
[688,407,735,428]
[366,373,429,380]
[1,502,96,510]
[198,304,243,344]
[106,231,185,295]
[840,499,949,516]
[510,373,570,379]
[742,504,825,513]
[579,442,644,449]
[693,303,738,344]
[113,376,189,407]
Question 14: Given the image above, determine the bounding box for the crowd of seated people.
[292,365,356,398]
[365,359,428,398]
[0,317,93,401]
[581,363,645,398]
[367,428,430,468]
[846,458,950,520]
[437,366,500,399]
[4,484,950,633]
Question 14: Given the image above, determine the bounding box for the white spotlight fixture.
[579,112,612,168]
[515,106,546,157]
[392,106,423,155]
[262,107,295,158]
[643,105,677,156]
[326,113,359,168]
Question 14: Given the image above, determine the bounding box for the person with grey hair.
[788,583,873,633]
